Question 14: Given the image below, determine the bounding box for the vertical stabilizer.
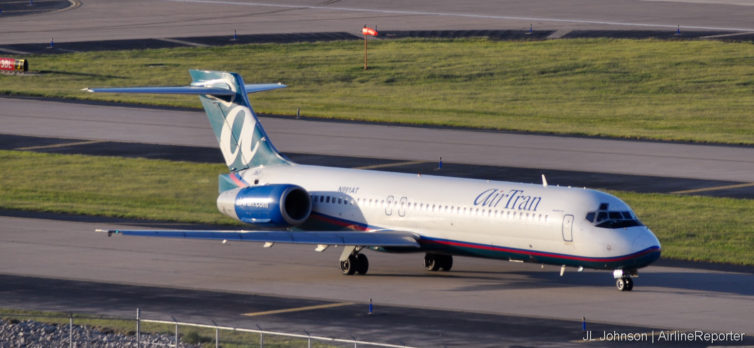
[189,70,290,171]
[85,70,290,171]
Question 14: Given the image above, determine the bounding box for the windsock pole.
[364,27,368,70]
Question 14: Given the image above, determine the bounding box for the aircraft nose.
[632,227,661,252]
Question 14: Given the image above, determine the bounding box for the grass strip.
[1,38,752,144]
[0,150,234,225]
[1,150,752,265]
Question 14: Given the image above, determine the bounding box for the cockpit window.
[585,203,643,229]
[586,212,595,222]
[596,212,608,222]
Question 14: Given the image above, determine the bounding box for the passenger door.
[562,214,574,242]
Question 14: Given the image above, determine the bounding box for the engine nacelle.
[217,184,312,227]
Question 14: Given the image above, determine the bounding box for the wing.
[96,229,420,248]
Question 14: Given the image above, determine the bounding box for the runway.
[3,98,753,185]
[0,213,752,347]
[0,0,753,45]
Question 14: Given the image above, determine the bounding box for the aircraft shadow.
[368,269,754,296]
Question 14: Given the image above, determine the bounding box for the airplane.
[88,70,661,291]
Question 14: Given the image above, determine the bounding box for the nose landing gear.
[616,277,634,291]
[613,269,637,291]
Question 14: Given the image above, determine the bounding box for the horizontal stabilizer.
[83,83,285,95]
[96,229,420,247]
[244,84,287,93]
[83,86,235,95]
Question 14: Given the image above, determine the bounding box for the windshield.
[585,204,643,229]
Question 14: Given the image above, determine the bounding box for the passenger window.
[326,196,331,203]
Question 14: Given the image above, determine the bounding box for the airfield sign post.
[362,26,378,70]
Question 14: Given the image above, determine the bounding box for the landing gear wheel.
[439,255,453,271]
[616,278,626,291]
[425,253,452,271]
[356,253,369,275]
[340,255,357,275]
[616,277,633,291]
[424,253,441,271]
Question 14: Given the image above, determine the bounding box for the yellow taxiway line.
[354,160,428,170]
[671,182,754,195]
[242,302,354,317]
[15,140,105,151]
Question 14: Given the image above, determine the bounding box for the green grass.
[1,38,752,144]
[0,150,235,225]
[615,191,753,265]
[1,150,752,265]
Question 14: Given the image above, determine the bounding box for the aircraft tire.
[356,254,369,275]
[424,253,441,271]
[616,277,633,291]
[340,255,357,275]
[439,255,453,271]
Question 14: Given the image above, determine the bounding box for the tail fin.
[85,69,291,171]
[189,70,290,170]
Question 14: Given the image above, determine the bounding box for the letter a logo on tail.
[84,69,290,171]
[190,70,290,171]
[219,105,260,167]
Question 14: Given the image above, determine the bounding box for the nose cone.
[631,227,662,266]
[633,228,661,250]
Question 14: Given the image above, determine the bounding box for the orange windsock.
[362,26,378,36]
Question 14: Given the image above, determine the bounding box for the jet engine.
[217,184,312,227]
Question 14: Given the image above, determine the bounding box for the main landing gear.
[424,253,453,272]
[339,246,369,275]
[613,269,637,291]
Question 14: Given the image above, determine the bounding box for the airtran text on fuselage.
[473,188,542,212]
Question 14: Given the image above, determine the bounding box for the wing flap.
[96,229,419,247]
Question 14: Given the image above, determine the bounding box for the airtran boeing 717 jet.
[89,70,661,291]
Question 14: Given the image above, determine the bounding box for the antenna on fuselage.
[541,174,548,187]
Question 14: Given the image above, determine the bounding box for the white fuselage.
[238,163,661,270]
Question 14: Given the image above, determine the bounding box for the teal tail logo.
[85,69,290,171]
[190,70,290,171]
